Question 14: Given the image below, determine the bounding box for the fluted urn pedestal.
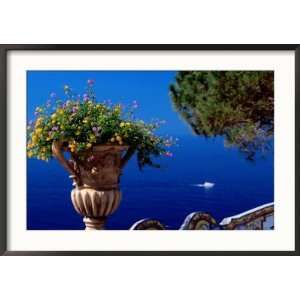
[52,142,134,230]
[71,188,121,230]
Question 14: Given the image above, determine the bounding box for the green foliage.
[27,81,175,169]
[170,71,274,160]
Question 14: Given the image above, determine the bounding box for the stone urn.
[52,141,134,230]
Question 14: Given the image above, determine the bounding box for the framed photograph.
[0,44,299,255]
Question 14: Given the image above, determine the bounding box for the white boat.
[194,182,215,188]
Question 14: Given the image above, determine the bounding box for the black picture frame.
[1,44,299,256]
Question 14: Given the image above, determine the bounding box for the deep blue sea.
[27,135,274,230]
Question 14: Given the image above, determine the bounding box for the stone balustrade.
[130,202,274,230]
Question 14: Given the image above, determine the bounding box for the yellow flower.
[35,128,42,135]
[126,122,130,126]
[68,140,77,152]
[32,135,38,143]
[89,134,96,142]
[57,108,64,115]
[83,119,88,124]
[51,113,57,119]
[114,106,121,114]
[35,107,43,114]
[86,143,92,149]
[35,117,43,127]
[69,145,76,152]
[120,122,125,127]
[27,151,33,158]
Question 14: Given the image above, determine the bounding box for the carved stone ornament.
[71,188,121,230]
[52,141,134,230]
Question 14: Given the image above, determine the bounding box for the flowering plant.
[27,80,175,169]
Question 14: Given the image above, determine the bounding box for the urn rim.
[91,144,129,152]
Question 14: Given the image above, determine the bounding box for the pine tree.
[170,71,274,160]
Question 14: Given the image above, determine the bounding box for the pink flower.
[83,93,89,102]
[87,155,95,162]
[165,151,173,157]
[132,100,138,109]
[87,79,95,86]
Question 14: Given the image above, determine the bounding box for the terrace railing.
[130,202,274,230]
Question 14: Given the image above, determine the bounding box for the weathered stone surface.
[180,212,217,230]
[130,203,274,230]
[71,188,121,230]
[73,145,128,190]
[219,202,274,230]
[130,219,166,230]
[53,143,129,230]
